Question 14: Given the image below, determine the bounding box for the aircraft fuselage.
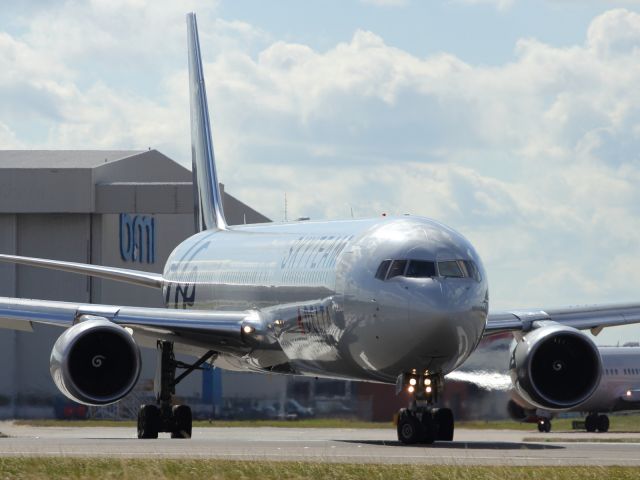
[163,216,489,384]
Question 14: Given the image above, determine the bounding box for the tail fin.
[186,13,227,231]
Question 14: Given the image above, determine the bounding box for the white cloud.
[587,7,640,56]
[0,122,22,148]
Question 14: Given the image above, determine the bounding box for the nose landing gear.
[395,372,454,445]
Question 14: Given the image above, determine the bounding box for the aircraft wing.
[0,254,162,289]
[0,296,255,354]
[485,303,640,336]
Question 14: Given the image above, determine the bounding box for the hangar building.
[0,149,289,418]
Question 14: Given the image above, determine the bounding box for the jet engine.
[50,318,141,405]
[509,323,601,410]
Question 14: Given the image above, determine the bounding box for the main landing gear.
[537,418,551,433]
[585,413,609,433]
[535,414,610,433]
[137,341,215,439]
[395,372,454,445]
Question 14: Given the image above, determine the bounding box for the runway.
[0,422,639,466]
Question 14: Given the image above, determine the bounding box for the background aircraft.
[1,13,640,445]
[509,345,640,432]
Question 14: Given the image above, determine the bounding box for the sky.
[2,0,640,345]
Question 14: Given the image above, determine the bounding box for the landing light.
[627,390,632,397]
[424,378,431,386]
[409,378,417,386]
[407,386,415,393]
[425,386,432,394]
[242,325,255,334]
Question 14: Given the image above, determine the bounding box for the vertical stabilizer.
[187,13,227,231]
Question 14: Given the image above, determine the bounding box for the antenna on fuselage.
[187,12,227,232]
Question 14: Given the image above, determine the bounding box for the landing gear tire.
[419,411,435,444]
[597,414,609,433]
[171,405,193,439]
[397,409,422,444]
[433,408,454,441]
[537,419,551,433]
[585,414,598,432]
[137,404,160,439]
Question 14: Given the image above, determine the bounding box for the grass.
[523,437,640,443]
[13,413,640,432]
[13,418,392,429]
[458,414,640,433]
[0,459,638,480]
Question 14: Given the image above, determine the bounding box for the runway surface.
[0,422,639,466]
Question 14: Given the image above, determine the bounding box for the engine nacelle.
[510,323,601,410]
[50,318,141,406]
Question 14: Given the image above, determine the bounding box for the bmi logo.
[119,213,155,263]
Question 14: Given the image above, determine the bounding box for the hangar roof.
[0,150,269,224]
[0,150,144,168]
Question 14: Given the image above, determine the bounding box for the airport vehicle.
[2,13,640,444]
[508,346,640,433]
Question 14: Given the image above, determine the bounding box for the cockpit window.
[375,260,392,280]
[406,260,436,278]
[387,260,407,279]
[437,260,465,278]
[464,260,482,282]
[376,258,478,281]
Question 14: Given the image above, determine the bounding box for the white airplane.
[509,345,640,433]
[1,12,640,444]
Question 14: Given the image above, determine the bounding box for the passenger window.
[406,261,436,278]
[375,260,392,280]
[437,261,465,278]
[387,260,407,279]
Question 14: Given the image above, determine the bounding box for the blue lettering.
[119,213,156,264]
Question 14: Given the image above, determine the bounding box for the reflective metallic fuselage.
[162,216,489,384]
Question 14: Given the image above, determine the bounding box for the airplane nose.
[407,278,444,328]
[406,278,486,370]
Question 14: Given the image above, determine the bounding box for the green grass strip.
[14,414,640,432]
[13,419,393,429]
[523,437,640,443]
[0,458,638,480]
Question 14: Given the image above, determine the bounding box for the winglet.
[187,12,227,231]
